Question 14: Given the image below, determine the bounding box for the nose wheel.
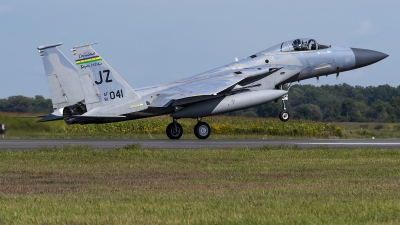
[279,110,290,122]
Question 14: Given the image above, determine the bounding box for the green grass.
[0,113,341,139]
[0,145,399,224]
[3,112,400,139]
[335,122,400,139]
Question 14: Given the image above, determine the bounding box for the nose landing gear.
[278,84,291,122]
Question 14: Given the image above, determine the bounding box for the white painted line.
[299,143,400,145]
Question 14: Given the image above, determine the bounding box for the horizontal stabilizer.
[36,108,64,123]
[37,114,63,123]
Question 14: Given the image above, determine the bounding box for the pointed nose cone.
[351,48,388,69]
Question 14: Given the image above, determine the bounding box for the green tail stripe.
[76,58,102,65]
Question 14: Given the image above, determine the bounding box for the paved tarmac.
[1,138,400,150]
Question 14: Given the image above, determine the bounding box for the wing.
[150,66,281,107]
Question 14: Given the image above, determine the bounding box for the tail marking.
[75,54,103,65]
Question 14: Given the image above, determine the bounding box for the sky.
[0,0,397,98]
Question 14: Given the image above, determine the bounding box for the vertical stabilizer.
[38,43,84,110]
[71,43,141,111]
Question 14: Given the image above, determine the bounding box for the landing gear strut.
[279,85,291,122]
[166,118,183,139]
[194,117,211,139]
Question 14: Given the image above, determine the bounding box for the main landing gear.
[166,118,183,139]
[166,117,211,140]
[194,118,211,139]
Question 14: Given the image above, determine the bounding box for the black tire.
[166,123,183,139]
[194,122,211,139]
[279,110,290,122]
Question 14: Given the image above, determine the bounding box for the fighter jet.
[37,38,388,139]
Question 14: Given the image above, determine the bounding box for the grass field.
[0,145,399,224]
[2,112,400,139]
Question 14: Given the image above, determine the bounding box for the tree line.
[0,95,52,113]
[228,83,400,123]
[1,83,400,122]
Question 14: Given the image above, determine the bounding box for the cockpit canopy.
[258,38,331,54]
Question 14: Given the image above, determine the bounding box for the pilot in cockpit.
[292,39,302,51]
[301,40,309,50]
[293,39,309,51]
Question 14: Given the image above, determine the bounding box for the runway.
[1,138,400,150]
